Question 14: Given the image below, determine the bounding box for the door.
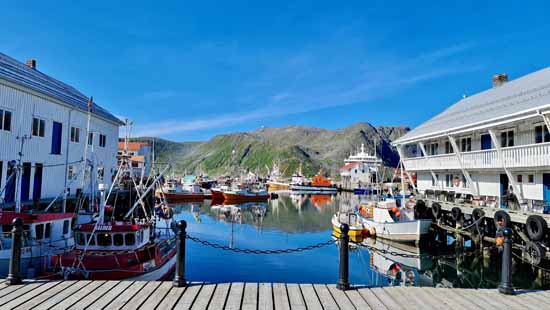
[4,162,15,203]
[481,134,492,150]
[33,163,43,200]
[21,162,31,201]
[51,122,62,155]
[543,174,550,205]
[500,174,509,208]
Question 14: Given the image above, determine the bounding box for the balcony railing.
[403,142,550,171]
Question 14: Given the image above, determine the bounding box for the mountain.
[136,122,409,178]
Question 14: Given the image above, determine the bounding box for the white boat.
[356,198,432,243]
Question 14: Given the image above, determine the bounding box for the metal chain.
[186,234,335,254]
[355,242,497,260]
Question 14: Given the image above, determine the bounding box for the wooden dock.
[0,280,545,309]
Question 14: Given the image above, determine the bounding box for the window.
[460,137,471,152]
[0,109,12,131]
[70,127,80,143]
[35,224,44,240]
[45,223,51,239]
[32,118,46,137]
[131,162,139,168]
[97,167,104,181]
[517,175,523,183]
[77,233,85,245]
[86,233,96,246]
[97,233,112,246]
[444,141,453,154]
[113,234,124,246]
[500,130,514,147]
[125,233,136,245]
[99,134,106,148]
[528,174,535,184]
[68,165,75,180]
[88,132,93,145]
[426,143,439,156]
[63,220,70,234]
[535,125,550,143]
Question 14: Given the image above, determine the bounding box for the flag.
[87,96,93,112]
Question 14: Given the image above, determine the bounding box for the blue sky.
[2,1,550,141]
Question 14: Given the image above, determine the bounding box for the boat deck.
[0,280,545,309]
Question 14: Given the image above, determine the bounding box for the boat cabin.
[74,221,152,251]
[0,211,73,249]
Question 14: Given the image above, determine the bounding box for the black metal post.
[173,220,187,287]
[336,223,350,290]
[498,227,514,295]
[7,218,23,285]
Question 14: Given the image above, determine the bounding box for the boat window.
[86,233,96,246]
[45,223,51,239]
[63,220,70,234]
[35,224,44,240]
[125,233,135,245]
[77,232,85,245]
[113,234,124,246]
[97,233,112,246]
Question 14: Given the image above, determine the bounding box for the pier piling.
[336,223,350,290]
[173,220,187,287]
[498,227,514,295]
[7,218,23,285]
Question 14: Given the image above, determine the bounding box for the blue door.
[51,122,62,155]
[481,134,492,150]
[544,174,550,205]
[21,162,31,201]
[33,163,43,200]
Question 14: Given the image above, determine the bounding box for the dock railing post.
[7,218,23,285]
[173,220,187,287]
[337,223,350,290]
[498,227,514,295]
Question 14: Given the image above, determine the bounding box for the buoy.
[496,236,504,246]
[391,207,398,213]
[395,211,401,217]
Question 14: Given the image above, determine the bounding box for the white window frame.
[70,126,80,143]
[500,128,515,148]
[32,117,46,137]
[534,123,550,144]
[526,174,535,184]
[0,108,13,132]
[99,134,106,148]
[459,136,472,152]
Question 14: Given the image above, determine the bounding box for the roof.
[0,52,123,125]
[118,142,150,151]
[130,155,145,163]
[340,162,359,171]
[394,67,550,144]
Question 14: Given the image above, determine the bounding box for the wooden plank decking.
[0,280,544,310]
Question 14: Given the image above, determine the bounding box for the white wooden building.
[0,53,123,203]
[393,70,550,209]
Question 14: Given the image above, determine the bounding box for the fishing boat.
[55,184,176,280]
[355,197,432,243]
[155,179,205,203]
[266,162,290,191]
[290,167,338,193]
[0,211,74,278]
[222,188,269,203]
[332,211,367,243]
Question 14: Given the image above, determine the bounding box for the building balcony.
[403,142,550,171]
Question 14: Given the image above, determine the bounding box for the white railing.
[403,142,550,171]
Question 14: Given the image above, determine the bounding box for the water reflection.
[170,192,550,288]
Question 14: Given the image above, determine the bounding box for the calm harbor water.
[171,193,550,289]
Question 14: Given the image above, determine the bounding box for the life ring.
[494,210,511,228]
[432,203,442,219]
[526,215,547,241]
[451,207,462,221]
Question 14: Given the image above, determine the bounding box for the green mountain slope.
[139,122,409,178]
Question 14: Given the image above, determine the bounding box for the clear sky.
[2,1,550,141]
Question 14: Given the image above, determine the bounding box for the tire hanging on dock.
[472,208,485,222]
[451,207,462,222]
[525,215,547,241]
[524,241,545,266]
[432,202,442,219]
[494,210,511,228]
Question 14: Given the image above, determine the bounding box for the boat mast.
[400,160,405,206]
[80,97,94,212]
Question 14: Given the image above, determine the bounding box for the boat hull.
[331,215,365,243]
[156,191,205,203]
[360,219,432,243]
[267,181,290,192]
[290,185,338,192]
[222,192,269,203]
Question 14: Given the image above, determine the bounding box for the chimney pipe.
[492,73,508,88]
[26,59,37,70]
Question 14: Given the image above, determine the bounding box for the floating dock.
[0,280,546,309]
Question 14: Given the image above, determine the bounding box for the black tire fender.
[526,215,547,241]
[524,241,545,266]
[494,210,511,228]
[451,207,462,221]
[432,202,442,219]
[472,208,485,222]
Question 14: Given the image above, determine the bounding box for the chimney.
[492,73,508,88]
[26,59,37,70]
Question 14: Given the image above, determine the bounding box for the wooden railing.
[403,142,550,171]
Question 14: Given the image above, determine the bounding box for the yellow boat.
[332,213,365,243]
